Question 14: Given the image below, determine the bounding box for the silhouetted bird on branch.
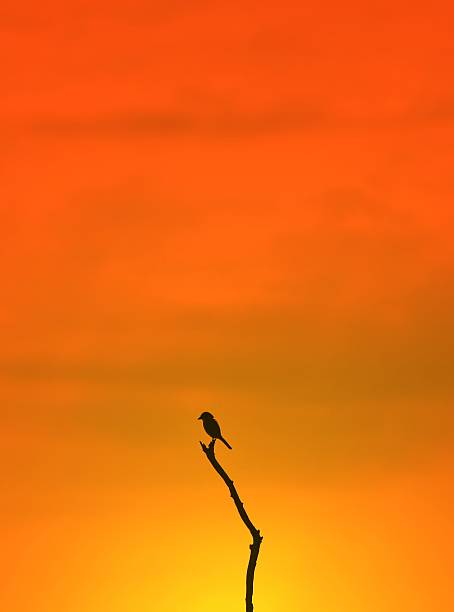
[198,412,232,449]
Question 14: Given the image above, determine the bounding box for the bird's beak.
[197,415,202,420]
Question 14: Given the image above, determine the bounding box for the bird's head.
[198,411,214,421]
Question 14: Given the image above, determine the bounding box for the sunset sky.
[1,1,454,610]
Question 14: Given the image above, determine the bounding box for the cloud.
[23,107,329,139]
[12,93,454,143]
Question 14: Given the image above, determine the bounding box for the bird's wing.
[207,419,222,438]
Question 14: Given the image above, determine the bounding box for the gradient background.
[2,1,454,610]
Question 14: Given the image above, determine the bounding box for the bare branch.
[200,439,263,612]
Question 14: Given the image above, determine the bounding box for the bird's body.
[198,412,232,449]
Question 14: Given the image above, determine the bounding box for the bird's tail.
[219,436,232,450]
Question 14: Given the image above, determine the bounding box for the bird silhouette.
[198,412,232,449]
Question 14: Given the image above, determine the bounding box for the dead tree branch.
[200,439,263,612]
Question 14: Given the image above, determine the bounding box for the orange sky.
[1,1,454,610]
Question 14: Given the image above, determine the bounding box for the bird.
[198,412,232,449]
